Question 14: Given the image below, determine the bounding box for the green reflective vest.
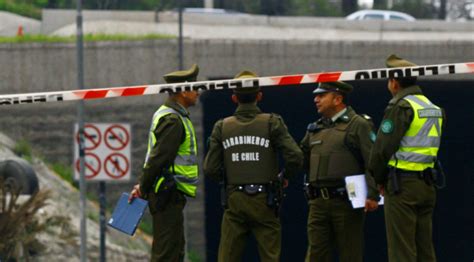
[388,95,443,171]
[144,105,198,197]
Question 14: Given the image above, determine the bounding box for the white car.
[346,9,416,21]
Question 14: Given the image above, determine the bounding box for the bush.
[0,178,75,261]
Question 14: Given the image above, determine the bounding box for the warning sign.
[75,153,101,179]
[74,123,131,181]
[104,153,129,179]
[77,124,101,150]
[104,125,130,151]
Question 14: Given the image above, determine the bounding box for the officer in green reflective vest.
[129,64,200,262]
[300,81,379,262]
[203,70,303,262]
[368,55,445,262]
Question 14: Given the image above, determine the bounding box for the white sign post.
[74,123,131,182]
[73,122,131,262]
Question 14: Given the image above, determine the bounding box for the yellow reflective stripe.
[176,183,197,197]
[153,176,165,193]
[388,159,435,171]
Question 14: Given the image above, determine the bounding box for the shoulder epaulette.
[307,122,317,132]
[360,114,372,121]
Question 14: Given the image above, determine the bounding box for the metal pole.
[99,182,107,262]
[204,0,214,9]
[76,0,87,261]
[178,2,188,261]
[178,0,184,70]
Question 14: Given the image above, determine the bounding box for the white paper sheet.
[345,174,384,209]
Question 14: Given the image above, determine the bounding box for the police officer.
[129,64,200,262]
[300,81,379,262]
[203,70,303,262]
[368,55,445,262]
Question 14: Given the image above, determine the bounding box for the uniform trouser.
[385,175,436,262]
[149,189,187,262]
[218,191,281,262]
[305,197,365,262]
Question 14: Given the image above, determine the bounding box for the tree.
[439,0,447,19]
[341,0,357,15]
[446,0,474,20]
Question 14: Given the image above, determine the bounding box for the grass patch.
[138,215,153,235]
[87,210,100,223]
[188,249,203,262]
[0,0,41,19]
[50,163,76,187]
[13,139,32,162]
[0,33,175,44]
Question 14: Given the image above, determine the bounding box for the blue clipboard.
[107,192,148,236]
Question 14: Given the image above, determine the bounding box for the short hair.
[394,77,417,88]
[235,92,258,104]
[333,91,349,105]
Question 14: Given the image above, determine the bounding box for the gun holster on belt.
[154,169,177,211]
[388,168,401,194]
[267,172,285,218]
[432,160,447,189]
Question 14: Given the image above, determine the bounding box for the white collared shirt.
[331,107,348,122]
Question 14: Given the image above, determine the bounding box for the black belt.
[394,168,430,178]
[235,184,267,195]
[307,186,347,200]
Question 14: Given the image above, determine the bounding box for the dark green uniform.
[368,85,445,262]
[300,106,378,262]
[140,98,191,262]
[203,103,303,262]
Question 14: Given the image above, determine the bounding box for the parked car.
[346,9,416,21]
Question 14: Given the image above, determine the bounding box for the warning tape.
[1,62,473,106]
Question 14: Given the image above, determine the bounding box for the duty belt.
[393,168,436,186]
[394,168,432,179]
[307,185,347,200]
[235,184,267,195]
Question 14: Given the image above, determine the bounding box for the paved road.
[52,20,474,41]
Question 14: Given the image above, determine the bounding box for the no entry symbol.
[75,153,101,179]
[104,153,129,179]
[104,125,130,151]
[77,124,101,150]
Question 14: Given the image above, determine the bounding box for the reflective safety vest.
[388,95,443,171]
[144,105,198,197]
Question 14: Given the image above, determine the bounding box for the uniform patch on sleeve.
[369,131,377,142]
[380,119,394,134]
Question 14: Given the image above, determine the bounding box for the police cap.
[233,70,260,94]
[313,81,353,95]
[163,64,199,84]
[385,54,417,68]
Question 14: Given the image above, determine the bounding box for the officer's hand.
[364,199,379,212]
[128,184,142,203]
[378,184,385,197]
[282,179,289,189]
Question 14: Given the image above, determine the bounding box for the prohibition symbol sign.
[104,125,130,151]
[75,153,101,179]
[104,153,129,179]
[77,124,101,150]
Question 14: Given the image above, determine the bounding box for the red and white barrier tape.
[1,62,473,106]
